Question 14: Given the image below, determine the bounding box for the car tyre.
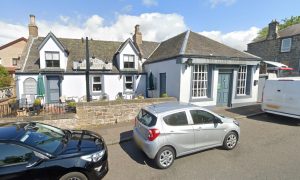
[223,131,238,150]
[59,172,88,180]
[155,146,175,169]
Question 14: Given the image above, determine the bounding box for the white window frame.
[123,54,135,69]
[192,64,208,98]
[281,38,292,52]
[92,76,102,93]
[45,51,60,68]
[124,75,134,92]
[236,65,247,95]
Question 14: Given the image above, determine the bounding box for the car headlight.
[80,150,105,162]
[233,120,240,127]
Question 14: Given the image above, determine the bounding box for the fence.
[0,100,76,118]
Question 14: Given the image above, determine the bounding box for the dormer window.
[123,54,135,69]
[281,38,292,52]
[45,51,60,67]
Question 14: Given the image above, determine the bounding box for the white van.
[262,77,300,119]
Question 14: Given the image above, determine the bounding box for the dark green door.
[47,76,60,103]
[159,73,166,96]
[217,73,231,106]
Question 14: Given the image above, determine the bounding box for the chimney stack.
[133,25,142,45]
[28,15,38,37]
[267,20,279,40]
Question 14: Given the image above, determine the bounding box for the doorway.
[159,73,166,96]
[217,73,232,106]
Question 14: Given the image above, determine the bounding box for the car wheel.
[155,146,175,169]
[223,131,238,150]
[59,172,88,180]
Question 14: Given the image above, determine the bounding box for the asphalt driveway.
[104,114,300,180]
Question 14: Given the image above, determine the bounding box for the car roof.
[144,102,198,114]
[0,122,28,141]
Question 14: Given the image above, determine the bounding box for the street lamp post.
[85,37,91,102]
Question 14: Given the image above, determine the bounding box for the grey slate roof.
[20,36,159,73]
[252,23,300,43]
[146,30,259,64]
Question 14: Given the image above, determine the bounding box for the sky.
[0,0,299,50]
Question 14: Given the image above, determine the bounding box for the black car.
[0,122,108,180]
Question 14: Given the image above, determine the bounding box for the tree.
[0,65,12,88]
[254,16,300,41]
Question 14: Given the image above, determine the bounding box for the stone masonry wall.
[247,34,300,71]
[76,97,177,126]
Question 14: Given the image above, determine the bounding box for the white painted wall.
[16,75,38,99]
[103,74,146,100]
[231,67,260,104]
[119,43,139,70]
[144,59,181,99]
[39,37,68,70]
[61,75,86,101]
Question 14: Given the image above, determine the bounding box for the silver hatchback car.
[133,102,240,169]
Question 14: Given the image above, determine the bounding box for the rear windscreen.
[137,109,157,127]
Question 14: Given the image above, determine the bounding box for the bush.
[67,101,76,107]
[33,98,41,106]
[160,93,168,98]
[0,65,12,88]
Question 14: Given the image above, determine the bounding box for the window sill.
[189,97,213,102]
[235,95,252,99]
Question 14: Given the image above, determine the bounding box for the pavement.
[86,103,264,146]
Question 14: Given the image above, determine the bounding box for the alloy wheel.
[159,150,174,168]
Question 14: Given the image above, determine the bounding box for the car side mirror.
[214,117,223,124]
[26,156,42,168]
[26,151,49,168]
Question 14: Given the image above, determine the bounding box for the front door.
[217,73,231,106]
[47,76,60,103]
[159,73,166,96]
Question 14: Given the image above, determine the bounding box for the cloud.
[0,13,187,45]
[199,27,260,51]
[142,0,158,7]
[209,0,236,8]
[0,13,259,51]
[121,5,133,13]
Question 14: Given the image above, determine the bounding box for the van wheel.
[223,131,238,150]
[59,172,87,180]
[155,146,175,169]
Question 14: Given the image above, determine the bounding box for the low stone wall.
[76,97,177,126]
[0,114,78,129]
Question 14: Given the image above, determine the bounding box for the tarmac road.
[104,114,300,180]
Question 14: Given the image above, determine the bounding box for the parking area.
[104,114,300,180]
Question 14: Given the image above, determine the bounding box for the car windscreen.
[18,123,65,154]
[137,109,157,127]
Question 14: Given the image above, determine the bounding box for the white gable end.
[39,37,68,70]
[118,42,139,70]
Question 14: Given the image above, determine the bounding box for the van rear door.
[262,80,285,112]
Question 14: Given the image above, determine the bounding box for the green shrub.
[33,98,41,106]
[160,93,168,98]
[67,101,76,107]
[0,65,12,88]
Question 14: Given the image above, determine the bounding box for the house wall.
[145,60,260,107]
[119,43,139,70]
[247,34,300,72]
[61,75,86,101]
[180,66,219,106]
[144,59,181,99]
[39,37,68,70]
[17,73,146,103]
[0,40,27,68]
[16,75,38,99]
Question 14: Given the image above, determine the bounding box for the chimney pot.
[133,24,142,46]
[267,20,279,40]
[28,15,38,37]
